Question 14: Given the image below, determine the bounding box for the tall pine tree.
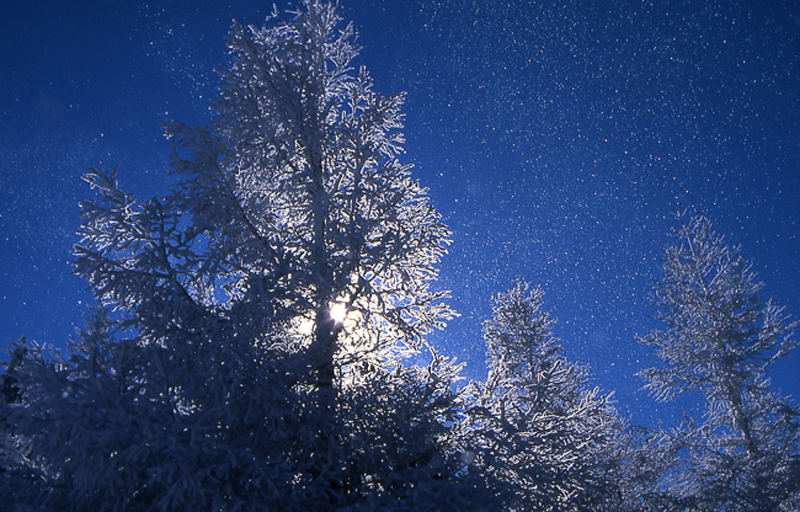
[640,213,800,511]
[0,2,484,510]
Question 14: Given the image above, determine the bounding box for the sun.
[330,302,347,324]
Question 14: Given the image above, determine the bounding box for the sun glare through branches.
[330,302,347,324]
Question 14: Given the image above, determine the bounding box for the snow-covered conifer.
[1,2,472,510]
[463,280,623,512]
[639,213,800,511]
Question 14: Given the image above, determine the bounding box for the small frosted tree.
[462,280,623,511]
[1,2,478,510]
[639,213,800,511]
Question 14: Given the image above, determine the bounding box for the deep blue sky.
[2,0,799,426]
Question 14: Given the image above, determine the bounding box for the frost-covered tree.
[165,0,452,383]
[0,341,41,508]
[462,280,623,511]
[639,213,800,511]
[0,2,484,510]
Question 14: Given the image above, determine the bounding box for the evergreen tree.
[639,213,800,511]
[462,280,623,511]
[0,340,40,508]
[1,2,484,510]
